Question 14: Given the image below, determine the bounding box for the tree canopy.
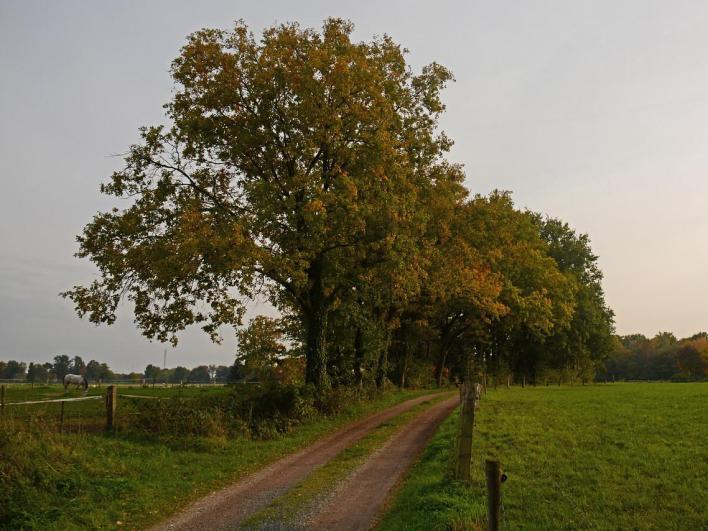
[63,19,617,388]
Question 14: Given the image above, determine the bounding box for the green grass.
[2,382,232,402]
[1,387,441,530]
[378,382,708,530]
[1,383,237,431]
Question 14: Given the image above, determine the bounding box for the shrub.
[124,383,379,440]
[130,398,228,437]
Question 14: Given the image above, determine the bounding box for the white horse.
[63,373,88,392]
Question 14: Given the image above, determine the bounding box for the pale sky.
[1,1,707,372]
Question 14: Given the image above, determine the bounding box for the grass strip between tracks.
[242,393,453,529]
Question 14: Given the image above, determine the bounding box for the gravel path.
[149,392,450,531]
[307,395,460,531]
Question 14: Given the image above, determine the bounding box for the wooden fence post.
[1,384,5,417]
[59,401,65,434]
[486,460,502,531]
[455,382,476,481]
[105,385,117,430]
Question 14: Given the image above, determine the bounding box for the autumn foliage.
[64,19,616,388]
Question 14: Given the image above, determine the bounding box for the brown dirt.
[307,395,460,531]
[149,392,452,531]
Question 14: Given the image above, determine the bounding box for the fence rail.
[4,395,103,406]
[0,384,174,433]
[118,394,161,400]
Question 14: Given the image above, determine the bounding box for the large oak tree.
[63,19,455,387]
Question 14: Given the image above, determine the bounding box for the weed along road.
[308,395,460,530]
[150,392,456,531]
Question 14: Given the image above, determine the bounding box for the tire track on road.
[150,392,452,531]
[307,395,460,531]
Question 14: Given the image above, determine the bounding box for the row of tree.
[0,356,117,383]
[605,332,708,381]
[63,19,616,389]
[0,356,236,384]
[144,363,234,383]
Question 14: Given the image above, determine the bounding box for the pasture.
[0,383,233,432]
[379,382,708,530]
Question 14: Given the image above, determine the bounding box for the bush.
[130,399,228,437]
[125,383,370,440]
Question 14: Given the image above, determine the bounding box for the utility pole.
[163,348,167,370]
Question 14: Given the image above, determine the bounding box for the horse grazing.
[63,374,88,392]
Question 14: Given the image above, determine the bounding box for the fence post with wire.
[105,385,117,430]
[455,381,482,481]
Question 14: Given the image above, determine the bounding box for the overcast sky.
[1,1,707,372]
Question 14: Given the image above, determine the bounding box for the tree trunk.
[435,348,448,388]
[305,307,328,387]
[304,256,329,387]
[353,326,364,386]
[375,347,387,389]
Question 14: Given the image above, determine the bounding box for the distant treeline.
[604,332,707,381]
[0,354,242,384]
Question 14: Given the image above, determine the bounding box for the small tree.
[52,355,71,380]
[2,360,27,380]
[70,356,86,375]
[171,366,190,383]
[214,365,230,382]
[144,364,162,382]
[189,365,211,383]
[227,361,245,383]
[237,316,287,382]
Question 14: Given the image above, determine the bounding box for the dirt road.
[150,392,453,531]
[307,395,460,530]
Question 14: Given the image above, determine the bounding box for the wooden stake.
[455,383,476,481]
[59,401,65,434]
[105,385,117,430]
[486,460,502,531]
[1,385,5,417]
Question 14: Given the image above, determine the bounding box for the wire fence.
[3,395,103,406]
[0,384,200,434]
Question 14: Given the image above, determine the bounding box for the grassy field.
[0,383,235,431]
[0,387,441,529]
[379,382,707,530]
[2,382,232,402]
